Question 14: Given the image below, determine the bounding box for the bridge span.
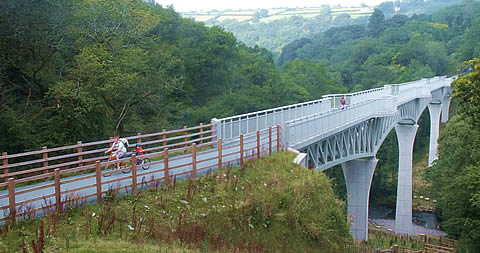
[1,76,453,242]
[213,76,453,240]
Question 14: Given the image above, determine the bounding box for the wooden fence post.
[393,245,399,253]
[2,152,8,182]
[131,155,137,194]
[218,139,222,171]
[240,134,244,166]
[192,144,197,178]
[137,133,141,144]
[162,129,167,147]
[276,125,281,151]
[54,169,61,214]
[42,147,48,180]
[8,178,15,224]
[210,121,214,142]
[77,141,83,168]
[95,161,102,204]
[164,148,169,184]
[199,123,204,144]
[269,127,272,155]
[256,131,261,159]
[183,126,188,154]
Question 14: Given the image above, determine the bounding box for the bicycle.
[102,152,131,177]
[102,152,151,177]
[137,156,151,170]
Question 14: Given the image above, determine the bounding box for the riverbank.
[369,205,444,236]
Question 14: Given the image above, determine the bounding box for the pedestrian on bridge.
[340,95,347,110]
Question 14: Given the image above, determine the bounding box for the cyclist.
[105,136,127,169]
[133,143,144,156]
[133,143,144,164]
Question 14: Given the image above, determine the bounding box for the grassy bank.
[0,152,352,252]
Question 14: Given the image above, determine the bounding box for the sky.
[155,0,386,12]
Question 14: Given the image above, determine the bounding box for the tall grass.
[1,152,356,252]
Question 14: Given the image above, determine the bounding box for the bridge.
[0,76,453,242]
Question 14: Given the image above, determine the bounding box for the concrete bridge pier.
[342,158,378,241]
[428,102,442,166]
[441,96,451,123]
[394,123,418,235]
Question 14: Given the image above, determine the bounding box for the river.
[369,205,445,236]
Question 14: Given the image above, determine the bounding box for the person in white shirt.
[105,136,127,169]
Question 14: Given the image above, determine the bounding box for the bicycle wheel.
[140,158,151,170]
[102,163,115,177]
[121,162,131,174]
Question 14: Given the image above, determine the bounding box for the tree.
[368,9,386,37]
[278,38,312,66]
[378,1,395,18]
[387,14,409,28]
[281,59,347,99]
[426,58,480,252]
[457,17,480,61]
[452,58,480,109]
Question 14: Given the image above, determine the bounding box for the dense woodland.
[1,0,480,251]
[426,59,480,252]
[0,0,346,154]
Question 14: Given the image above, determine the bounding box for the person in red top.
[339,95,347,110]
[133,143,144,163]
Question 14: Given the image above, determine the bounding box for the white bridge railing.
[214,76,453,145]
[284,97,398,149]
[212,98,331,140]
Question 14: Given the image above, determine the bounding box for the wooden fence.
[0,125,281,224]
[0,123,215,183]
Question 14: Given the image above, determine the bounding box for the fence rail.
[0,125,282,224]
[0,123,214,182]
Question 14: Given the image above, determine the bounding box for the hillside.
[0,153,352,252]
[182,6,372,54]
[179,0,464,55]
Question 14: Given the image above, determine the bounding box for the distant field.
[268,9,287,15]
[182,6,373,23]
[281,8,329,14]
[192,15,216,22]
[217,15,253,22]
[223,11,256,15]
[260,15,294,23]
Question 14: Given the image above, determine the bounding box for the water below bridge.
[369,205,445,236]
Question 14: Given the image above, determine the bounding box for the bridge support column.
[342,158,378,241]
[441,97,451,123]
[428,103,442,166]
[394,123,418,235]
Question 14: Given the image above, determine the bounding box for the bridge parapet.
[284,97,397,150]
[214,97,332,140]
[323,86,390,108]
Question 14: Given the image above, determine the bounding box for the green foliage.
[280,1,480,91]
[0,0,346,152]
[368,9,386,37]
[425,59,480,252]
[453,59,480,108]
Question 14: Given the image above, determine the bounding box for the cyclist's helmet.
[136,143,141,148]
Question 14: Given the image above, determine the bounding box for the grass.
[412,150,436,211]
[0,152,354,253]
[363,229,425,250]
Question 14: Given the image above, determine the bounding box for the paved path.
[0,132,276,221]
